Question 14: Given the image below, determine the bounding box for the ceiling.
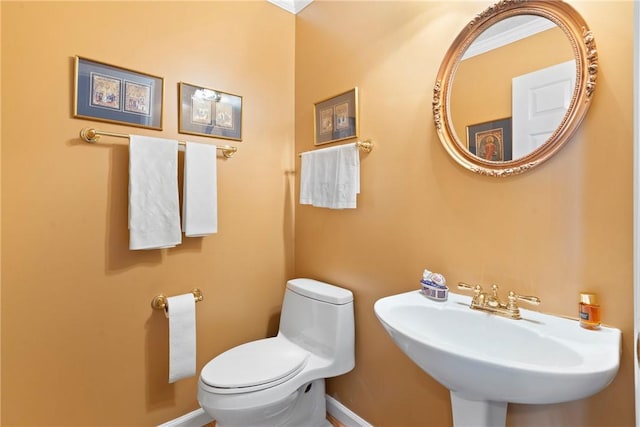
[267,0,314,14]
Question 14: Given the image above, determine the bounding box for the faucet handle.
[458,282,482,294]
[508,291,541,306]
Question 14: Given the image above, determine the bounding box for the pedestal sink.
[374,290,621,427]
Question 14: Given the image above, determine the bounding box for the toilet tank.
[278,278,354,375]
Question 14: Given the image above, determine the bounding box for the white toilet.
[197,278,355,427]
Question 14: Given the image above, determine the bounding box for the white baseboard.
[157,408,213,427]
[326,395,373,427]
[159,395,371,427]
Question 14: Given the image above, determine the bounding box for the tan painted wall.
[0,1,3,423]
[1,2,295,425]
[294,1,634,426]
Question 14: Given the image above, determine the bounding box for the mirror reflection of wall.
[450,16,575,162]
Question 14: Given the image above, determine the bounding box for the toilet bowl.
[198,278,355,427]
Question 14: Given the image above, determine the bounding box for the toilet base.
[207,379,330,427]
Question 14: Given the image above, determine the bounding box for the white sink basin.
[374,290,621,426]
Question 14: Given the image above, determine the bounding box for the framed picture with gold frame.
[178,82,243,141]
[314,88,359,146]
[73,56,164,130]
[467,118,513,161]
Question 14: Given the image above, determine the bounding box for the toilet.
[197,278,355,427]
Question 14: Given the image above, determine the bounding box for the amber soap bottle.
[579,292,601,330]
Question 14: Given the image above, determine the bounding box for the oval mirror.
[432,0,597,176]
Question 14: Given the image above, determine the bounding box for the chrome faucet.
[457,282,540,320]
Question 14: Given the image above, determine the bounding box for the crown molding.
[463,16,556,60]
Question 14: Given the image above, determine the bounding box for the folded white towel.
[182,142,218,237]
[300,143,360,209]
[128,135,182,250]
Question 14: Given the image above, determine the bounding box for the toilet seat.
[200,337,309,394]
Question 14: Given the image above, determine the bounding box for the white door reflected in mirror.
[512,59,576,158]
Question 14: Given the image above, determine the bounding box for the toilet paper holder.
[151,288,203,312]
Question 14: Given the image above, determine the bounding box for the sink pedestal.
[450,392,507,427]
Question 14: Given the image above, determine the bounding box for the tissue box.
[421,279,449,301]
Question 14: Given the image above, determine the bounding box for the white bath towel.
[300,143,360,209]
[128,135,182,250]
[182,142,218,237]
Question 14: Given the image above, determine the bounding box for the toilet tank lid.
[286,278,353,305]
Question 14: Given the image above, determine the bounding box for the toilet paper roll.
[167,293,196,383]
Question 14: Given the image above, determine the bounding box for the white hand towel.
[300,143,360,209]
[182,142,218,237]
[167,294,196,383]
[128,135,182,250]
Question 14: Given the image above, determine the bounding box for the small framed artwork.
[314,88,359,146]
[74,56,163,130]
[179,82,242,141]
[467,118,513,161]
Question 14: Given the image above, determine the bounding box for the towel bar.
[79,127,238,158]
[151,288,203,311]
[298,139,374,157]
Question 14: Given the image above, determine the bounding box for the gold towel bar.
[79,127,238,158]
[298,139,374,157]
[151,288,203,311]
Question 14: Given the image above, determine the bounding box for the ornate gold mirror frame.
[433,0,597,177]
